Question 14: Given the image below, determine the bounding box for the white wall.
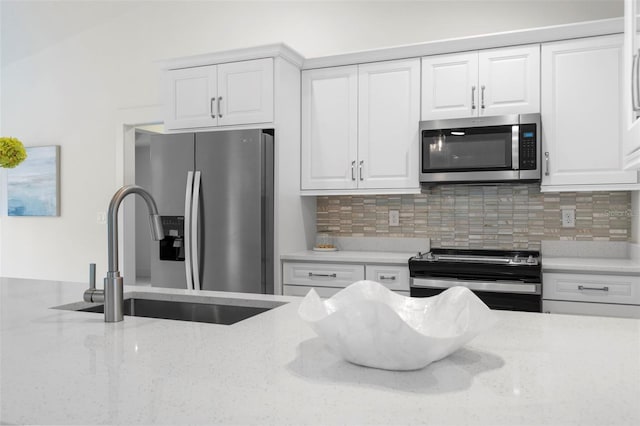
[0,1,624,282]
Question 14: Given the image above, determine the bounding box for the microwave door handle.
[512,125,519,170]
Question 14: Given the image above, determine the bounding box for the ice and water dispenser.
[159,216,185,261]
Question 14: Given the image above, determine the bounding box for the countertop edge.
[280,250,415,264]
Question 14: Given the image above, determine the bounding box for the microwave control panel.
[518,124,537,170]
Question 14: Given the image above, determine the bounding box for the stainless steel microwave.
[419,114,541,185]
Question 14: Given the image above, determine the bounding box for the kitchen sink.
[54,293,286,325]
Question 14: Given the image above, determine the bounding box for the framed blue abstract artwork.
[7,146,60,216]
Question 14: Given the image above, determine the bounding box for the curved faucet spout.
[84,185,164,322]
[107,185,164,275]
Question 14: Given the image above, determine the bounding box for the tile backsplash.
[316,184,632,251]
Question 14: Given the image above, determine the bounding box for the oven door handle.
[410,277,541,295]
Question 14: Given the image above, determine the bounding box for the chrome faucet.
[84,185,164,322]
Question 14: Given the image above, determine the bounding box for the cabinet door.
[478,45,540,116]
[164,65,217,130]
[543,272,640,305]
[217,58,274,126]
[542,300,640,318]
[282,262,365,287]
[364,264,410,292]
[358,59,420,189]
[623,0,640,169]
[421,52,478,120]
[541,35,638,187]
[301,66,358,190]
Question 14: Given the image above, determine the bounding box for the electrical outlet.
[389,210,400,226]
[561,209,576,228]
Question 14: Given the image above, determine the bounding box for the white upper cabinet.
[164,65,218,130]
[301,59,420,193]
[301,66,358,190]
[421,45,540,120]
[478,46,540,116]
[541,35,638,189]
[358,60,420,189]
[164,58,274,130]
[623,0,640,169]
[216,59,274,126]
[421,52,478,120]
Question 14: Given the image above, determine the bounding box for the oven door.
[410,277,542,312]
[420,117,520,183]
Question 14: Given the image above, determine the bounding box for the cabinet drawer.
[543,272,640,305]
[543,300,640,319]
[282,262,365,288]
[283,285,340,298]
[365,264,409,292]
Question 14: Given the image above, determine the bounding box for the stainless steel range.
[409,248,542,312]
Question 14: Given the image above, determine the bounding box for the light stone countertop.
[281,236,427,264]
[281,250,416,264]
[542,257,640,275]
[2,277,640,425]
[541,241,640,275]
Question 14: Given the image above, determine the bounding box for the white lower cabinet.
[543,272,640,318]
[282,261,410,297]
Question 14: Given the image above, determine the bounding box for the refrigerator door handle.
[191,171,202,291]
[184,171,195,291]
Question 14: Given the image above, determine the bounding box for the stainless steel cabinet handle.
[578,285,609,292]
[308,272,337,278]
[481,85,486,109]
[633,51,640,112]
[544,152,550,176]
[218,96,223,118]
[471,85,476,110]
[379,275,397,281]
[359,160,364,181]
[351,161,356,181]
[210,97,216,118]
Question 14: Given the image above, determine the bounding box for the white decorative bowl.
[298,280,498,371]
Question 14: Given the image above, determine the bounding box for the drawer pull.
[308,272,337,278]
[578,285,609,292]
[379,275,396,281]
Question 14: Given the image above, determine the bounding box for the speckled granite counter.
[2,277,640,425]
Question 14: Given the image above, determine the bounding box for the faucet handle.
[84,263,104,303]
[89,263,96,290]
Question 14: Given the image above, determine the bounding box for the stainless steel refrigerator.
[147,129,274,294]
